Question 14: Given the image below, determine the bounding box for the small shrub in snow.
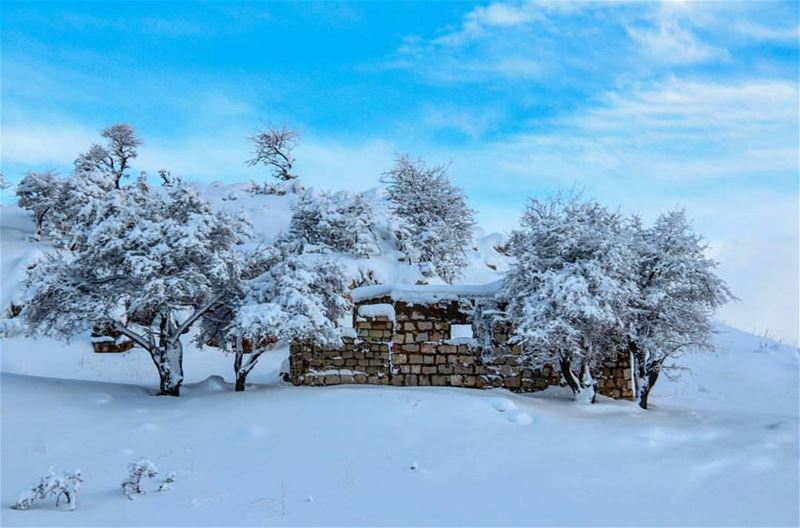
[11,467,83,511]
[158,471,176,493]
[247,180,304,196]
[122,458,159,499]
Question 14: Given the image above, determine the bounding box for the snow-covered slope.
[1,186,798,526]
[1,326,797,527]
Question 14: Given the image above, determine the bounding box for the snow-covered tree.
[381,155,475,283]
[22,177,251,396]
[246,126,300,182]
[16,125,146,247]
[627,210,733,409]
[11,467,83,511]
[122,458,159,499]
[202,246,349,391]
[287,190,380,257]
[74,124,141,190]
[16,171,64,240]
[502,196,636,403]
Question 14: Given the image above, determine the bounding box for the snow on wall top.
[351,281,503,304]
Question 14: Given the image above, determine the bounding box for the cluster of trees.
[501,196,733,408]
[11,122,730,407]
[14,123,477,395]
[18,125,350,396]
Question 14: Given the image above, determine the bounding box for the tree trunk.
[638,367,660,410]
[560,358,580,394]
[154,341,184,397]
[234,373,247,392]
[560,358,597,403]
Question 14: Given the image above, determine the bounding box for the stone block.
[418,321,433,330]
[450,374,464,387]
[421,366,437,375]
[409,354,423,364]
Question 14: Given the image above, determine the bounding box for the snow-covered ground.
[1,188,798,526]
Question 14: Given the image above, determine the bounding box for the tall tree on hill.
[381,155,476,284]
[627,210,733,409]
[74,124,142,190]
[23,176,251,396]
[246,126,300,182]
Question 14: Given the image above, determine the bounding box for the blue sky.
[1,1,798,343]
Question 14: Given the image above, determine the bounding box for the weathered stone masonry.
[289,283,635,400]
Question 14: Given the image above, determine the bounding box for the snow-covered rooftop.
[351,281,502,304]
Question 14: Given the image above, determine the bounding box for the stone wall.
[289,292,635,400]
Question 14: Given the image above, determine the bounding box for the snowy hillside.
[1,325,798,527]
[1,185,798,526]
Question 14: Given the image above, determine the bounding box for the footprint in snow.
[506,410,533,425]
[92,392,113,404]
[490,397,517,413]
[490,397,533,425]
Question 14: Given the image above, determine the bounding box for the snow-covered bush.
[247,180,304,196]
[381,155,475,283]
[502,196,636,403]
[11,467,83,511]
[23,176,252,396]
[287,190,380,257]
[627,210,733,409]
[158,471,176,492]
[122,458,159,499]
[201,245,350,391]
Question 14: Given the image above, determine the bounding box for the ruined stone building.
[289,282,635,399]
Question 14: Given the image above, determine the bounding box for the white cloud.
[0,122,96,168]
[626,18,727,64]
